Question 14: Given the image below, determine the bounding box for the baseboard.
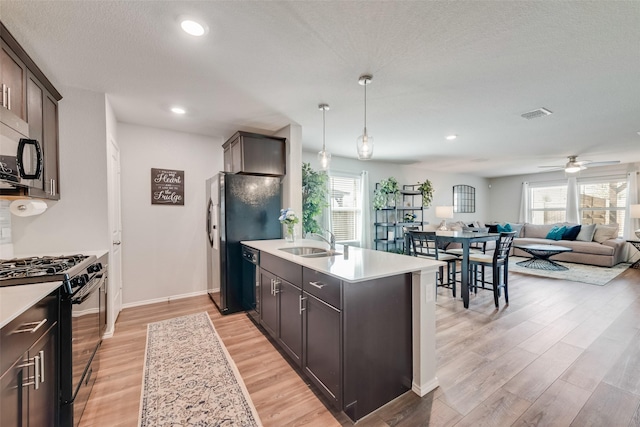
[412,377,439,397]
[121,290,209,310]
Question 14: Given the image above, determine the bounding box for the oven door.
[70,272,105,425]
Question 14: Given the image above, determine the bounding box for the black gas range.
[0,253,108,427]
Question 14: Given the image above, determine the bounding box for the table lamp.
[435,205,454,231]
[630,204,640,239]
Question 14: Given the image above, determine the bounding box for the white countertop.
[241,239,444,283]
[0,282,61,328]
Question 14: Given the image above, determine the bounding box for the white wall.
[301,152,490,232]
[275,124,303,237]
[11,86,110,254]
[118,123,222,306]
[487,163,640,223]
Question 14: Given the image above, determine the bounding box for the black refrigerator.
[206,172,282,314]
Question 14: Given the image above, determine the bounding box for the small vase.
[387,193,397,208]
[286,225,295,243]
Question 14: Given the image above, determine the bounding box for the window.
[579,178,626,236]
[530,184,567,224]
[329,173,362,245]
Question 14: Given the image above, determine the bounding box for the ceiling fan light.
[565,165,582,173]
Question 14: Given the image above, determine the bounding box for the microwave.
[0,113,42,191]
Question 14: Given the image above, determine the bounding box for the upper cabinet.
[0,21,62,200]
[223,131,286,176]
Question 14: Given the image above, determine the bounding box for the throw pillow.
[562,225,582,241]
[487,224,499,233]
[507,223,524,237]
[593,224,619,243]
[576,223,596,242]
[545,225,566,240]
[496,223,513,233]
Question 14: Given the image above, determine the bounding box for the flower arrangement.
[404,212,417,223]
[279,208,299,241]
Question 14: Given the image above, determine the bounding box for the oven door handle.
[72,275,106,305]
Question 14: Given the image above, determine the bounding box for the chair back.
[408,230,438,258]
[494,231,517,262]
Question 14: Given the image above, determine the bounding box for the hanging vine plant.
[417,179,434,207]
[302,162,328,235]
[373,177,400,210]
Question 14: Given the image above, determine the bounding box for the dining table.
[434,230,501,308]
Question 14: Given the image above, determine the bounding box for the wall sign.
[151,168,184,205]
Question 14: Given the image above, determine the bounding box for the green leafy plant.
[302,162,328,235]
[373,177,400,210]
[417,179,434,207]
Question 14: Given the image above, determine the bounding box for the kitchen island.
[241,238,443,421]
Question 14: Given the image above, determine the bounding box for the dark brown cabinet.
[1,290,60,427]
[222,131,286,176]
[0,38,26,122]
[0,22,62,199]
[256,250,412,422]
[26,72,60,199]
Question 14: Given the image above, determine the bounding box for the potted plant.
[373,177,400,209]
[417,179,434,207]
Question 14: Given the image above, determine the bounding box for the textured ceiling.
[1,1,639,177]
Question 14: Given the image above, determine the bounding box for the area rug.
[139,312,262,426]
[508,256,629,286]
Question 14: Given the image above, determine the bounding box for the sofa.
[511,222,626,267]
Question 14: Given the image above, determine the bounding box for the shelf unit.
[374,184,428,252]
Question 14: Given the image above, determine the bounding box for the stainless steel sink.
[300,251,342,258]
[278,247,342,258]
[279,246,328,256]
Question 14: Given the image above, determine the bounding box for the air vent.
[521,107,553,120]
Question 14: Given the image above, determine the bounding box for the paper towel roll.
[10,199,48,217]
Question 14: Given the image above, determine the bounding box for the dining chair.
[468,231,517,308]
[408,230,458,297]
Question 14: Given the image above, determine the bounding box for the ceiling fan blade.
[539,165,564,169]
[584,160,620,167]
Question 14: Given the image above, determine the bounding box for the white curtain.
[624,171,639,239]
[518,182,530,223]
[566,176,580,224]
[359,170,371,249]
[320,174,332,236]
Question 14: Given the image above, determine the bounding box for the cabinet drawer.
[0,290,58,374]
[261,252,302,286]
[303,268,341,309]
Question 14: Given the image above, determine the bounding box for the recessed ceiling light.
[171,107,186,115]
[446,135,457,141]
[180,19,207,37]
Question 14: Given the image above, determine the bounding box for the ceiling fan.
[539,155,620,173]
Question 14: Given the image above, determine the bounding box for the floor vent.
[521,107,553,120]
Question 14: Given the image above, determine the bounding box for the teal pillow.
[496,223,512,233]
[546,225,567,240]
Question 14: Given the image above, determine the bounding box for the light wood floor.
[79,267,640,426]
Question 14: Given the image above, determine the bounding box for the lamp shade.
[435,205,454,219]
[630,204,640,218]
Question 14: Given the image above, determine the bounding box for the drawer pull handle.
[299,296,306,314]
[12,319,47,334]
[309,281,325,289]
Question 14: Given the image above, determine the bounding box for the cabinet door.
[26,324,58,427]
[230,138,242,173]
[0,358,27,427]
[26,74,44,195]
[259,269,278,339]
[42,92,59,199]
[303,292,341,405]
[0,39,26,120]
[278,279,302,366]
[223,146,231,172]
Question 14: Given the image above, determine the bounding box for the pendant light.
[356,74,374,160]
[317,104,331,171]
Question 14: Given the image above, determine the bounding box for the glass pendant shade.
[357,74,374,160]
[357,130,374,160]
[318,103,331,170]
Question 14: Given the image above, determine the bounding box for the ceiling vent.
[521,107,553,120]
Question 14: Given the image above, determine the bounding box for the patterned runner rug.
[139,312,262,426]
[508,256,629,286]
